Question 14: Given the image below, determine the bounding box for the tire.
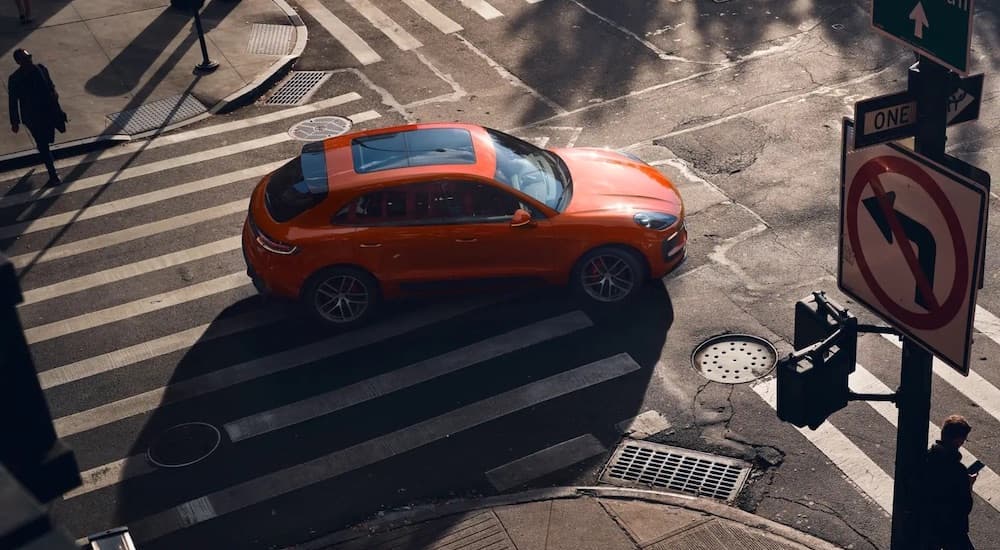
[570,246,646,304]
[302,266,380,327]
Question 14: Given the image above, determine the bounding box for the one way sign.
[853,73,984,148]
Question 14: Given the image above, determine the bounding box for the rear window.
[351,128,475,173]
[265,142,329,222]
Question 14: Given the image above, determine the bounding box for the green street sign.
[871,0,974,75]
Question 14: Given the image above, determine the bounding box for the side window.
[469,183,520,219]
[332,181,524,225]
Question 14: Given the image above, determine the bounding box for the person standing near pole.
[8,48,67,185]
[921,415,978,549]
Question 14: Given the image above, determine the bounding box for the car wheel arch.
[572,243,650,281]
[300,264,383,302]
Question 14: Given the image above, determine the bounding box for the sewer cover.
[265,71,331,106]
[146,422,221,468]
[106,94,207,135]
[288,116,352,141]
[601,440,751,502]
[691,334,776,384]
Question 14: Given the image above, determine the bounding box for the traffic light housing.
[777,293,857,430]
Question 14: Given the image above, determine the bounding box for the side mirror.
[511,208,533,228]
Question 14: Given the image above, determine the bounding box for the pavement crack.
[767,495,881,550]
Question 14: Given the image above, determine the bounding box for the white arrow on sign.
[909,2,929,38]
[947,89,976,124]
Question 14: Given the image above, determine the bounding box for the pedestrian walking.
[8,48,67,185]
[920,414,978,549]
[12,0,32,23]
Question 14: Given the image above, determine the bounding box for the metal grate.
[601,440,751,502]
[106,94,207,135]
[247,23,295,55]
[264,71,331,106]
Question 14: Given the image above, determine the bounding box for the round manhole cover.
[691,334,777,384]
[147,422,221,468]
[288,116,352,141]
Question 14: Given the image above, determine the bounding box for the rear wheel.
[303,267,380,327]
[571,246,645,304]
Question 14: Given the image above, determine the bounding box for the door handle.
[360,243,382,248]
[455,238,477,243]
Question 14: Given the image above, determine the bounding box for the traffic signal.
[777,293,857,430]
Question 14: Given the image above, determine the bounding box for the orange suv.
[243,123,686,326]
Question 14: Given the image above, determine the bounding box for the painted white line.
[975,305,1000,348]
[752,378,894,513]
[21,236,243,305]
[0,162,282,239]
[64,457,155,499]
[459,0,503,20]
[880,334,1000,422]
[0,94,362,179]
[0,134,289,208]
[224,311,593,441]
[565,0,686,62]
[850,363,1000,512]
[8,199,247,269]
[347,110,382,124]
[525,0,544,3]
[24,272,251,344]
[52,298,494,438]
[615,410,672,439]
[347,0,422,51]
[402,0,462,33]
[297,0,382,65]
[486,434,606,492]
[456,36,566,116]
[128,353,640,541]
[38,308,285,390]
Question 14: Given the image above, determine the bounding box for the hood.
[554,147,682,215]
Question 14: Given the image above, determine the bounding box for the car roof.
[317,123,499,190]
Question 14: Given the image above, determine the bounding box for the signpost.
[853,73,984,148]
[872,0,975,75]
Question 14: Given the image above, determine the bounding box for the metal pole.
[193,9,219,73]
[888,55,951,550]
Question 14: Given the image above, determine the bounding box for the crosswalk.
[4,80,1000,549]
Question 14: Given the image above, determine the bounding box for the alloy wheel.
[314,275,370,323]
[581,254,635,302]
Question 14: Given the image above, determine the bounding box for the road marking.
[459,0,503,20]
[0,134,289,208]
[0,94,363,180]
[752,378,894,513]
[297,0,382,65]
[850,363,1000,512]
[880,334,1000,422]
[8,199,247,269]
[0,163,282,239]
[24,272,251,344]
[486,434,606,492]
[127,353,640,541]
[224,311,593,441]
[402,0,462,33]
[38,308,285,390]
[456,36,566,116]
[52,299,493,438]
[21,236,244,305]
[65,457,155,499]
[347,0,422,50]
[975,305,1000,348]
[615,410,672,439]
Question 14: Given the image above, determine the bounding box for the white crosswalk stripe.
[402,0,463,33]
[347,0,423,50]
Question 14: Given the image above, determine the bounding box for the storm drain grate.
[247,23,294,55]
[264,71,331,106]
[106,94,207,135]
[601,440,751,502]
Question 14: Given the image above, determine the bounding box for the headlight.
[634,212,678,230]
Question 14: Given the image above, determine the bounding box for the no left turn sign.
[839,119,987,374]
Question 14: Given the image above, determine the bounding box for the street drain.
[691,334,776,384]
[601,439,751,502]
[147,422,221,468]
[288,116,352,141]
[106,94,207,135]
[265,71,331,106]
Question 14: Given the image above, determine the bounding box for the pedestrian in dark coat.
[921,414,977,550]
[8,48,66,185]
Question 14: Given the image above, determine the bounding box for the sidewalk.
[293,487,844,550]
[0,0,305,164]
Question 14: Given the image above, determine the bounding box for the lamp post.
[173,0,218,73]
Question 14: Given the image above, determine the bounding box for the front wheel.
[303,267,380,327]
[571,246,646,304]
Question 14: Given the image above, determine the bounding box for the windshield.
[487,128,570,211]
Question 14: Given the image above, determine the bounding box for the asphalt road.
[3,0,1000,549]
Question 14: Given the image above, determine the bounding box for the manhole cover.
[691,334,776,384]
[288,116,353,141]
[147,422,221,468]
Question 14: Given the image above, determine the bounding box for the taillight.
[249,215,298,255]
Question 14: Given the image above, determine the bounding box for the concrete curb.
[0,0,307,168]
[290,486,843,550]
